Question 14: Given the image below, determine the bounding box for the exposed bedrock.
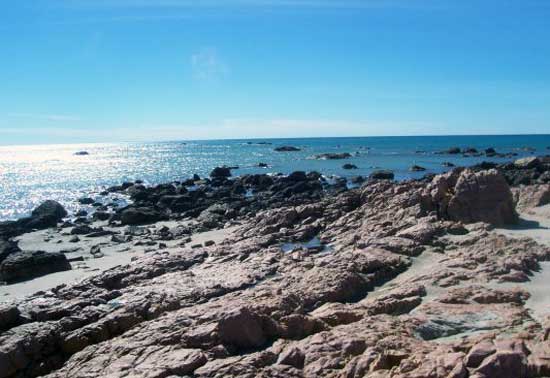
[0,169,549,377]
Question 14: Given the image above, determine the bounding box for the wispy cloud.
[7,113,82,122]
[190,48,229,82]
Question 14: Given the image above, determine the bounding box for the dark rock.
[120,207,164,225]
[0,305,21,332]
[70,225,95,235]
[257,163,268,168]
[342,164,358,170]
[514,156,540,169]
[287,171,307,182]
[369,170,394,180]
[78,198,95,205]
[274,146,301,152]
[75,210,88,217]
[93,211,111,221]
[442,162,455,167]
[444,147,461,154]
[0,239,21,263]
[32,200,68,222]
[0,250,71,283]
[210,167,232,179]
[409,165,426,172]
[313,153,352,160]
[74,151,89,156]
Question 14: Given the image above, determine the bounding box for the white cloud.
[190,48,229,81]
[7,113,82,122]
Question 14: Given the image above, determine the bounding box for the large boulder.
[0,201,68,239]
[514,156,540,169]
[31,200,68,221]
[210,167,232,179]
[427,169,517,226]
[120,207,164,225]
[0,250,71,283]
[0,239,21,263]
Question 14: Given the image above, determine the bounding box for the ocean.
[1,135,549,221]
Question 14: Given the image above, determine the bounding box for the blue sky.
[1,0,549,145]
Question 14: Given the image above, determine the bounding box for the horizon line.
[1,132,550,148]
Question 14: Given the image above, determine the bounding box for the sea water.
[1,135,549,221]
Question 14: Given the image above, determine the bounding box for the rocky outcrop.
[0,250,71,283]
[427,169,518,226]
[0,168,549,378]
[0,201,67,240]
[513,184,550,212]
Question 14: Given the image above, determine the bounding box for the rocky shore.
[1,156,550,378]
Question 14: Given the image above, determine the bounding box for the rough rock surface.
[0,169,549,378]
[427,168,518,226]
[0,250,71,283]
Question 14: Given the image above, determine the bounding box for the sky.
[1,0,549,145]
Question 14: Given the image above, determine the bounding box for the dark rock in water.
[369,170,394,180]
[0,250,71,283]
[313,153,352,160]
[514,157,540,169]
[427,169,517,226]
[32,200,68,221]
[462,147,478,154]
[210,167,232,178]
[257,162,268,168]
[74,151,89,156]
[274,146,301,152]
[120,207,164,225]
[485,147,497,156]
[0,239,21,263]
[444,147,461,154]
[442,162,455,167]
[342,164,358,170]
[78,197,95,205]
[409,165,426,172]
